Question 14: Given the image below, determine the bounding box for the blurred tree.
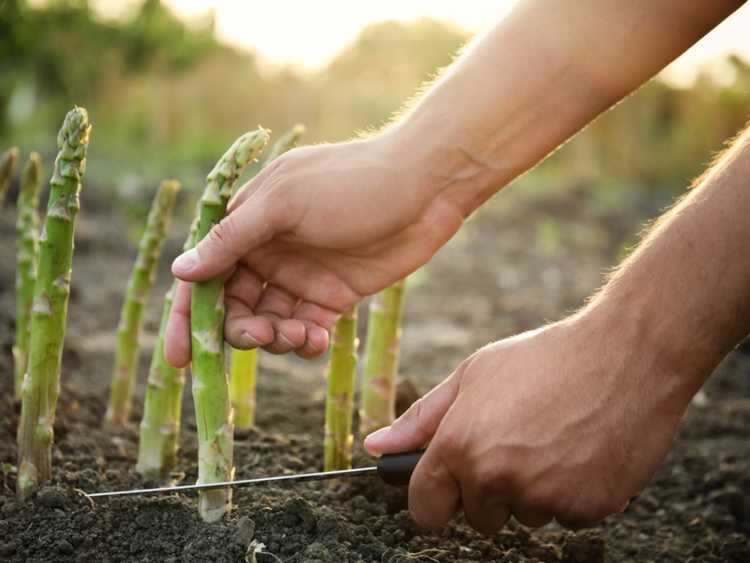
[1,1,747,215]
[0,0,215,136]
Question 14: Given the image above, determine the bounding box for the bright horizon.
[92,0,750,85]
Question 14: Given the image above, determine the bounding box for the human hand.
[165,132,469,365]
[365,312,695,534]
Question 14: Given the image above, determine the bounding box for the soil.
[0,185,748,562]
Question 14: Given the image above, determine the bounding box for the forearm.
[388,0,743,215]
[583,126,750,403]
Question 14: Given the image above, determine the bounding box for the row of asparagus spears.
[5,108,408,523]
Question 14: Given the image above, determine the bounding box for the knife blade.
[86,450,424,499]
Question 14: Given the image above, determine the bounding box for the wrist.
[574,287,720,411]
[380,116,501,218]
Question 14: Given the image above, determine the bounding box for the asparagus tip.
[232,128,271,168]
[58,107,91,150]
[22,152,42,187]
[160,178,182,196]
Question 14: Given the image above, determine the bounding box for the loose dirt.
[0,187,748,562]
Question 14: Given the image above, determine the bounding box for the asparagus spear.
[324,306,358,471]
[261,124,306,165]
[229,348,258,430]
[192,129,269,522]
[0,146,19,207]
[359,280,406,435]
[106,180,181,425]
[228,123,306,430]
[16,108,91,497]
[242,123,306,179]
[13,152,43,400]
[137,216,198,478]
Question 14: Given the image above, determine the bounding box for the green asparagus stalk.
[13,152,43,400]
[136,215,198,478]
[106,180,181,425]
[192,128,269,522]
[262,124,306,165]
[359,279,406,436]
[0,146,19,207]
[16,108,91,497]
[323,306,358,471]
[229,348,258,429]
[228,123,305,430]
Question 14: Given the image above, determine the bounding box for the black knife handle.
[377,449,425,486]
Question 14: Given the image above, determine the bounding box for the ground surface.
[0,185,748,562]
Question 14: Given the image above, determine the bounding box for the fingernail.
[364,425,392,446]
[240,331,261,349]
[172,249,198,275]
[307,326,328,352]
[278,333,295,349]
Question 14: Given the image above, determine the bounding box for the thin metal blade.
[85,466,378,498]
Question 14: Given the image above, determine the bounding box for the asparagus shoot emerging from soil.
[16,108,91,498]
[324,306,359,471]
[137,216,199,478]
[13,153,43,400]
[0,146,19,207]
[228,123,305,430]
[191,128,269,522]
[106,180,181,425]
[359,280,406,436]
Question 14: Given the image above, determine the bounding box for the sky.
[95,0,750,85]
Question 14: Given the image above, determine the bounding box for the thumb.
[364,366,464,455]
[172,194,281,282]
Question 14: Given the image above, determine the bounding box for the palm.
[166,138,465,365]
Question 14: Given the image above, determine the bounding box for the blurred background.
[1,0,749,269]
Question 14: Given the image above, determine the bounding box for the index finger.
[171,192,283,283]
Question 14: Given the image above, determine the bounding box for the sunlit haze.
[89,1,750,84]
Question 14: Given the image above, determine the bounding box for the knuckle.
[207,215,241,254]
[431,429,462,460]
[395,397,425,433]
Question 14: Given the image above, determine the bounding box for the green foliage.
[0,0,215,135]
[1,2,748,222]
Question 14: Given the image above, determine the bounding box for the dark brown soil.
[0,186,748,562]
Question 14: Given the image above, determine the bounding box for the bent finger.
[408,446,461,529]
[463,491,512,536]
[294,320,331,359]
[224,267,275,349]
[165,281,192,368]
[291,302,339,358]
[262,317,307,354]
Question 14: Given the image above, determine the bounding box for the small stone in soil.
[235,516,255,546]
[37,487,67,509]
[57,539,74,555]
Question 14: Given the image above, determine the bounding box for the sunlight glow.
[150,1,750,83]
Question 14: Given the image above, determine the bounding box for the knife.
[86,450,425,498]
